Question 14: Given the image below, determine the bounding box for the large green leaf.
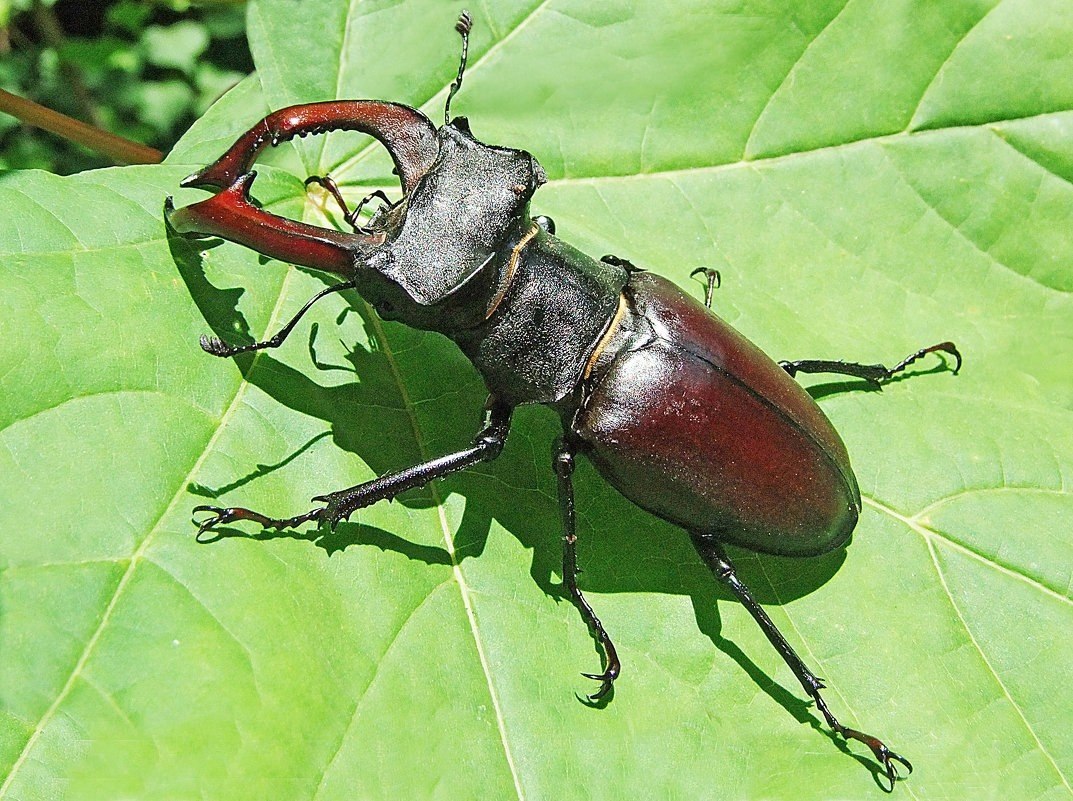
[3,1,1073,798]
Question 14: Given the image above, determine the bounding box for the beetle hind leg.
[556,439,620,703]
[780,341,962,383]
[691,534,912,790]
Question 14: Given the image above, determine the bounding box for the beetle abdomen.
[575,272,861,557]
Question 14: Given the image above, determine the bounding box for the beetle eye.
[512,184,526,196]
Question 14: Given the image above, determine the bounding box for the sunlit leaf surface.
[2,1,1072,799]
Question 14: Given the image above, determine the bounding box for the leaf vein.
[878,143,1072,296]
[311,579,453,800]
[360,306,526,800]
[922,535,1073,795]
[990,128,1073,191]
[742,0,852,159]
[906,0,1008,131]
[865,496,1073,607]
[0,269,299,797]
[547,109,1073,189]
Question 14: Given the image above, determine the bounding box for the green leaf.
[3,1,1073,799]
[141,22,211,75]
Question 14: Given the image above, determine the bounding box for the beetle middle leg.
[779,341,962,384]
[555,438,621,703]
[691,534,912,790]
[689,267,722,309]
[194,400,513,537]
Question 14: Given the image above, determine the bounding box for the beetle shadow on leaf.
[166,229,274,361]
[802,358,958,402]
[197,521,452,564]
[805,380,882,402]
[170,229,870,737]
[188,431,332,499]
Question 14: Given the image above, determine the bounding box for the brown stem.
[0,88,162,165]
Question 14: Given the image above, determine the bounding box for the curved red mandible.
[182,100,439,193]
[167,100,441,274]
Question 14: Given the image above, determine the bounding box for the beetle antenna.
[445,10,472,125]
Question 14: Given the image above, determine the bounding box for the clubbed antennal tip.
[445,10,472,125]
[456,9,473,35]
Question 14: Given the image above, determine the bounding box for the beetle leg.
[600,254,642,273]
[200,280,355,358]
[193,401,513,537]
[555,438,621,703]
[304,176,391,234]
[691,535,912,791]
[779,341,962,384]
[533,215,555,234]
[689,267,722,310]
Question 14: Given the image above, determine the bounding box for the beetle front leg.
[555,439,620,703]
[780,341,962,383]
[200,280,355,357]
[195,401,512,537]
[304,175,392,234]
[691,535,912,790]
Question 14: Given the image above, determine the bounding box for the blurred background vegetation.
[0,0,251,173]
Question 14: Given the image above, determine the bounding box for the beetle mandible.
[166,11,961,790]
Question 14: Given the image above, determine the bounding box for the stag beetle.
[166,11,961,790]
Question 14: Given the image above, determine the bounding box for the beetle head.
[166,103,547,315]
[370,117,547,305]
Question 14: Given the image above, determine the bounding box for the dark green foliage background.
[1,1,1072,799]
[0,0,250,172]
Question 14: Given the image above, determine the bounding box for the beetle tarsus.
[780,340,962,384]
[813,693,913,791]
[689,266,722,309]
[305,175,392,233]
[199,281,356,359]
[200,334,239,357]
[193,504,319,540]
[580,667,618,703]
[198,331,287,358]
[886,340,961,379]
